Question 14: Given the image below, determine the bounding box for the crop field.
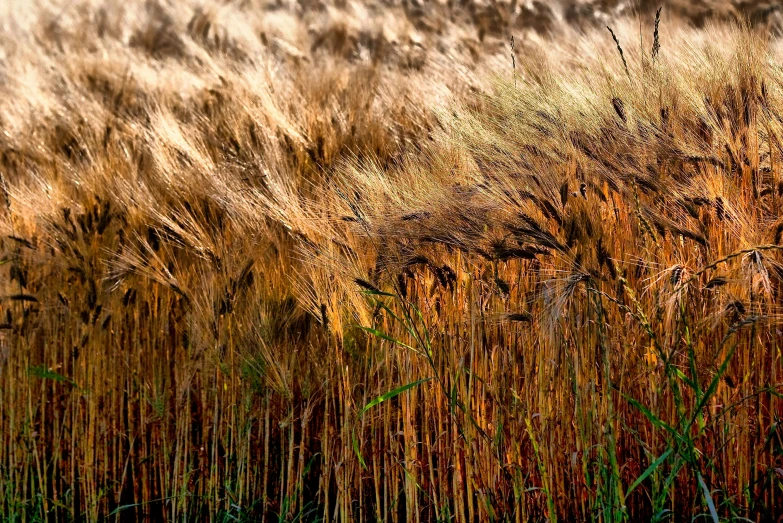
[1,0,783,521]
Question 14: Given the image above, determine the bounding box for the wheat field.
[1,0,783,521]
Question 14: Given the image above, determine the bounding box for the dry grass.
[1,1,783,521]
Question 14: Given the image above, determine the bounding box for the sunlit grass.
[1,1,783,521]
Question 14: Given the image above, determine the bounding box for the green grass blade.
[697,473,719,523]
[621,392,680,440]
[625,448,673,499]
[357,326,419,353]
[359,377,433,417]
[359,288,397,298]
[688,343,738,433]
[673,367,698,392]
[109,495,182,516]
[408,301,432,349]
[29,365,79,389]
[354,378,432,469]
[352,428,367,469]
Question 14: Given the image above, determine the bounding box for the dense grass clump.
[1,1,783,522]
